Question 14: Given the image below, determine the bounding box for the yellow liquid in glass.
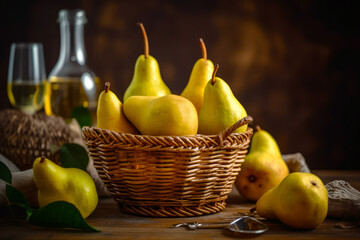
[44,76,101,123]
[7,81,46,114]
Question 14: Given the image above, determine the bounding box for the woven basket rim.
[82,116,253,149]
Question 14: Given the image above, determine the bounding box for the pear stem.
[105,82,110,93]
[256,125,262,131]
[199,38,207,59]
[40,156,45,163]
[137,22,149,58]
[211,64,219,85]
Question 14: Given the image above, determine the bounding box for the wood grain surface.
[0,170,359,240]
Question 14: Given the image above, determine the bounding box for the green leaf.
[71,106,91,128]
[0,161,12,184]
[60,143,89,171]
[2,166,32,220]
[6,184,32,220]
[28,201,100,232]
[8,203,29,221]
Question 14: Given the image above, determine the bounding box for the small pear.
[256,172,328,229]
[235,126,289,201]
[250,126,282,158]
[123,23,171,102]
[33,157,98,219]
[181,38,214,114]
[97,82,139,134]
[123,94,198,136]
[254,187,277,219]
[198,65,248,134]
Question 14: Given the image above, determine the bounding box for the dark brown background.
[0,0,359,170]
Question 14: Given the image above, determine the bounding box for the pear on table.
[235,126,289,201]
[33,157,98,219]
[123,94,198,136]
[250,125,282,158]
[97,82,139,134]
[256,172,328,229]
[198,64,248,134]
[181,38,214,114]
[123,22,171,102]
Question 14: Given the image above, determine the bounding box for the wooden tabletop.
[1,170,359,240]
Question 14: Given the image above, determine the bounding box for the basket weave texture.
[82,116,253,217]
[0,109,79,170]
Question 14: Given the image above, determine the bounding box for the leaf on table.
[71,106,92,128]
[6,184,32,220]
[0,160,12,184]
[28,201,100,232]
[8,203,29,221]
[60,143,89,171]
[2,163,32,220]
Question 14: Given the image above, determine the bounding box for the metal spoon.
[171,216,268,236]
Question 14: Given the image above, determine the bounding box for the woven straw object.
[0,109,79,170]
[82,116,253,217]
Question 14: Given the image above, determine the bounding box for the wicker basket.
[82,116,253,217]
[0,109,80,170]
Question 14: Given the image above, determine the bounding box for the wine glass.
[7,43,47,114]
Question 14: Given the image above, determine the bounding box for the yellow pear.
[123,23,171,102]
[254,187,277,219]
[97,82,139,134]
[198,65,248,134]
[123,94,198,136]
[33,157,98,219]
[256,172,328,229]
[250,126,282,158]
[181,38,214,114]
[235,126,289,201]
[235,152,289,201]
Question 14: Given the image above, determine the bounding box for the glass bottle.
[45,9,101,124]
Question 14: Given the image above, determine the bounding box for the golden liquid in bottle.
[7,81,46,114]
[44,76,101,124]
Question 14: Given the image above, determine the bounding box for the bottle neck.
[58,18,86,66]
[49,10,90,78]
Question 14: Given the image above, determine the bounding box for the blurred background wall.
[0,0,359,170]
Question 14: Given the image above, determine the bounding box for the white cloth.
[326,180,360,219]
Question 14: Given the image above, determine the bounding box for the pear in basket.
[123,22,171,102]
[198,64,248,134]
[235,126,289,201]
[181,38,214,114]
[97,82,139,134]
[123,94,198,136]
